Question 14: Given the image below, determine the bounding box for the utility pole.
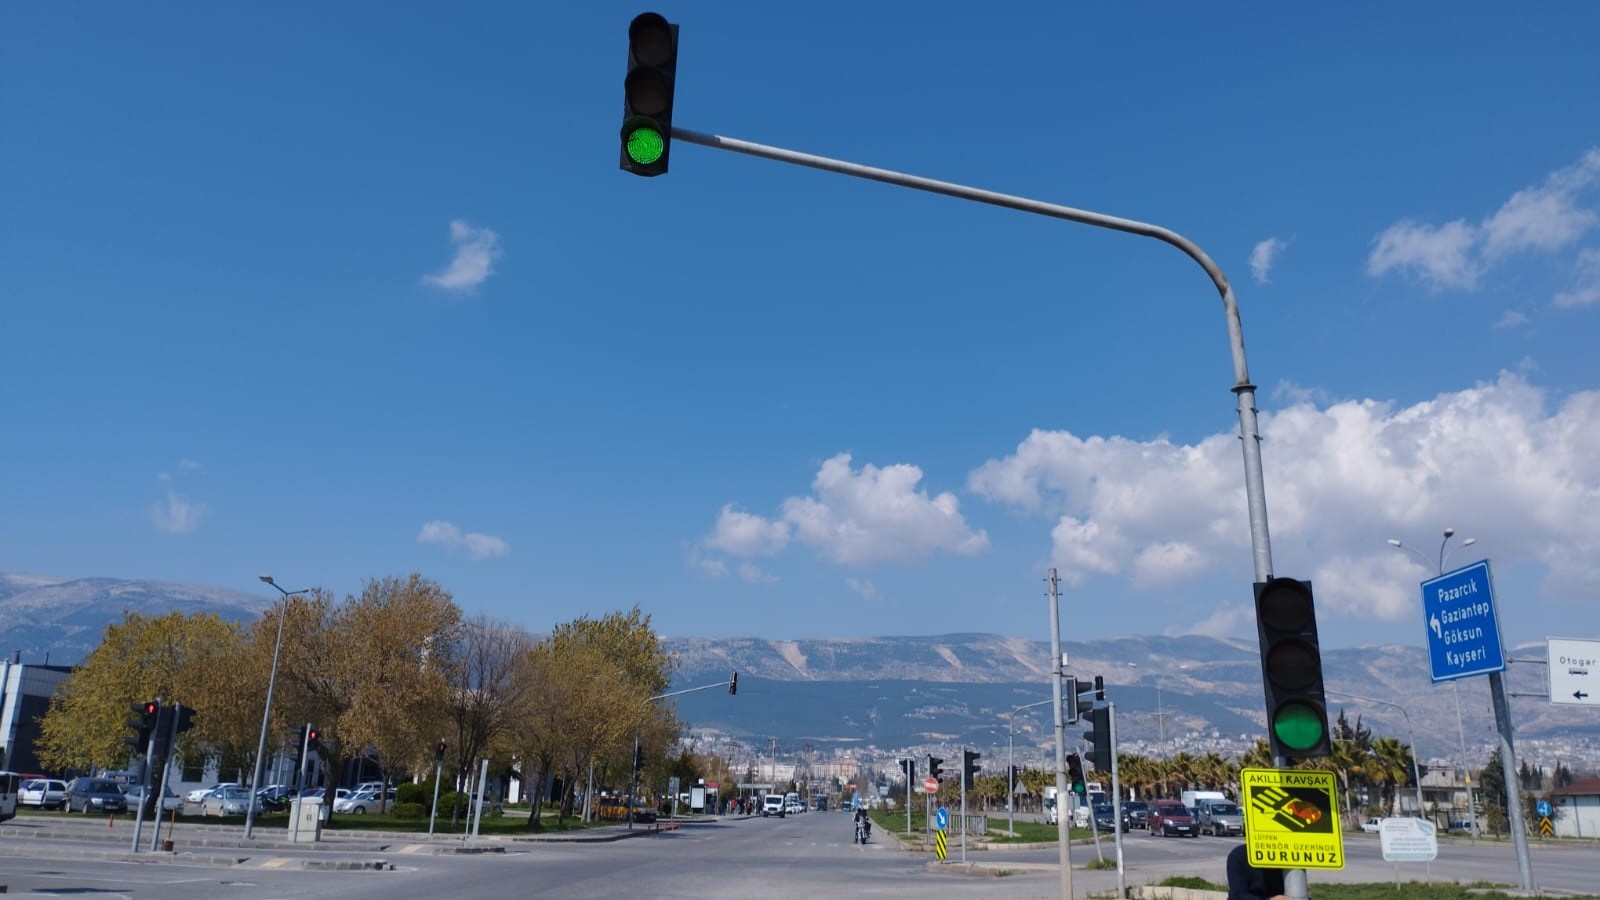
[1047,569,1073,900]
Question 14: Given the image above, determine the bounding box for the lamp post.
[244,574,309,840]
[1325,689,1425,818]
[1388,529,1478,837]
[1007,700,1053,837]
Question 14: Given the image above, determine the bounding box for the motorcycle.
[854,817,871,844]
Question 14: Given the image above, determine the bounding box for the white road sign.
[1379,817,1438,862]
[1548,637,1600,706]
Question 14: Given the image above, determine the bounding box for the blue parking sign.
[1420,560,1505,682]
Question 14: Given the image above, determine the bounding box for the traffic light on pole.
[619,12,679,177]
[436,741,448,764]
[125,700,158,753]
[290,725,306,769]
[728,671,738,695]
[173,704,196,735]
[927,755,944,782]
[961,749,981,790]
[1083,705,1112,772]
[1254,577,1331,760]
[1065,752,1086,796]
[634,743,645,770]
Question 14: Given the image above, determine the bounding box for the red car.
[1147,800,1198,837]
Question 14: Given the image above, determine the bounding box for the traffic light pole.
[670,124,1293,896]
[1046,569,1073,900]
[130,698,160,853]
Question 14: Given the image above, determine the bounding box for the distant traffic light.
[1066,674,1104,725]
[899,758,917,781]
[125,700,159,754]
[619,12,679,176]
[1083,705,1112,772]
[961,749,981,790]
[173,704,196,734]
[728,671,738,695]
[634,742,646,770]
[1065,752,1086,796]
[1254,577,1331,760]
[927,755,944,782]
[435,741,448,764]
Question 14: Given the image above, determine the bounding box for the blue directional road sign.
[1537,800,1552,818]
[1420,560,1506,683]
[936,806,949,830]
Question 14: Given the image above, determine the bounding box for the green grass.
[1147,876,1600,900]
[866,807,1095,844]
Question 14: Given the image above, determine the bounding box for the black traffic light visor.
[628,13,674,67]
[1257,578,1314,631]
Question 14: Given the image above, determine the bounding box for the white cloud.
[699,453,989,568]
[738,562,777,584]
[1368,148,1600,299]
[846,577,879,600]
[971,373,1600,625]
[422,220,502,293]
[1250,237,1288,284]
[417,520,509,560]
[1493,309,1530,328]
[1554,247,1600,309]
[150,490,206,534]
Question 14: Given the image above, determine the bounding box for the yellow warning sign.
[934,828,948,860]
[1540,817,1553,837]
[1240,767,1344,869]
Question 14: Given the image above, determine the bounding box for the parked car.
[186,782,238,804]
[1147,800,1197,837]
[200,786,261,817]
[334,787,396,814]
[63,777,129,814]
[1121,799,1149,830]
[19,778,68,810]
[126,784,185,813]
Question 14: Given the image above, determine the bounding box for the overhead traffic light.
[1254,577,1331,760]
[728,671,738,695]
[927,755,944,782]
[1083,705,1112,772]
[125,700,159,753]
[1065,752,1086,796]
[619,12,679,176]
[961,749,981,790]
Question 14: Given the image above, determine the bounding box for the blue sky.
[3,2,1597,651]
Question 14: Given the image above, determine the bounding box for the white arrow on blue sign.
[1420,559,1506,683]
[936,806,949,830]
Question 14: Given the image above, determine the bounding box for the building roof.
[1548,777,1600,798]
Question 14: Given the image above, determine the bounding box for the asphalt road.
[3,810,1599,899]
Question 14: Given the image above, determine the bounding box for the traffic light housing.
[962,749,981,790]
[125,700,158,753]
[1066,674,1104,724]
[436,741,448,764]
[899,758,916,781]
[1065,752,1086,796]
[1254,577,1331,760]
[1083,705,1112,772]
[927,755,944,782]
[728,671,738,695]
[173,704,196,734]
[620,12,679,176]
[634,743,645,770]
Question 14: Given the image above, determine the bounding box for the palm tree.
[1370,737,1412,816]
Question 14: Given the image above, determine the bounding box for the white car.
[200,786,261,817]
[187,782,238,804]
[19,778,68,810]
[334,787,395,814]
[1361,817,1383,834]
[127,784,185,813]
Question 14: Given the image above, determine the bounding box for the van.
[761,794,785,818]
[1196,799,1244,836]
[1043,786,1058,825]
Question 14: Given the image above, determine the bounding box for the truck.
[1180,789,1227,809]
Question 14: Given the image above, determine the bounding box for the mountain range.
[5,573,1597,769]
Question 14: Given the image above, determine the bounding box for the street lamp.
[1388,528,1478,837]
[1324,689,1425,819]
[1007,699,1053,836]
[244,574,309,840]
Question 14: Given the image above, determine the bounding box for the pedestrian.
[1226,844,1290,900]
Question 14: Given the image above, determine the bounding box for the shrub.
[396,782,427,807]
[392,802,426,820]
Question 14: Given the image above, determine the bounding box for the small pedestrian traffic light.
[1066,752,1086,795]
[1254,577,1331,760]
[620,12,679,177]
[728,671,738,695]
[927,755,944,782]
[436,741,448,763]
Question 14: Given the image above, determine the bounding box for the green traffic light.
[1272,700,1328,752]
[625,123,665,165]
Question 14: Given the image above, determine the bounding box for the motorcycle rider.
[853,805,871,843]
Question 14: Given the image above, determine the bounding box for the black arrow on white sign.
[1576,691,1590,700]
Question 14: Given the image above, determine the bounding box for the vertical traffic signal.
[634,742,646,770]
[728,671,738,695]
[1083,706,1112,772]
[1065,752,1086,796]
[436,741,448,764]
[899,758,917,781]
[620,12,679,177]
[927,755,944,782]
[173,704,196,734]
[125,700,159,754]
[961,749,981,790]
[1254,578,1331,760]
